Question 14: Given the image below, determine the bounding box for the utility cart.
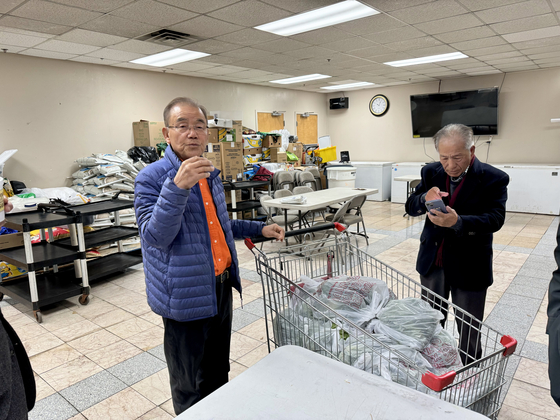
[245,224,517,419]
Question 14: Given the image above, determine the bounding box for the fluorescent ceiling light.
[255,0,379,36]
[270,74,331,84]
[320,81,374,90]
[384,52,468,67]
[131,49,210,67]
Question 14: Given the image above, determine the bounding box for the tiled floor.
[1,201,559,420]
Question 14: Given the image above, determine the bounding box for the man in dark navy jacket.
[548,224,560,407]
[405,124,509,365]
[135,97,283,415]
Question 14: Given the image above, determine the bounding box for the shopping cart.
[245,223,517,420]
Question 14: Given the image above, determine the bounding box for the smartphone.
[425,199,448,214]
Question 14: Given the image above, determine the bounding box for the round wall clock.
[369,94,389,117]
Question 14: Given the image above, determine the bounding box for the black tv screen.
[410,88,498,138]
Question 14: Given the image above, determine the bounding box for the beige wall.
[0,53,329,188]
[327,69,560,165]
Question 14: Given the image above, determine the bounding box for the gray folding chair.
[297,172,317,190]
[274,171,294,191]
[306,167,322,191]
[293,186,326,223]
[337,195,369,245]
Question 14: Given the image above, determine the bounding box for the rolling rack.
[0,198,142,323]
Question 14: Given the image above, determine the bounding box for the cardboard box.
[0,231,23,250]
[203,143,222,172]
[225,190,241,204]
[208,127,229,143]
[262,134,281,148]
[220,141,244,181]
[261,148,270,159]
[243,154,263,165]
[133,121,165,148]
[243,134,262,149]
[232,120,243,143]
[270,149,287,163]
[244,147,262,155]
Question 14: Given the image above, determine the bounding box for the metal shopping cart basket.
[245,223,517,420]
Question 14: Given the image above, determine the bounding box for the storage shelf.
[227,200,261,212]
[51,198,135,217]
[4,211,76,231]
[87,252,143,282]
[223,180,270,191]
[0,242,79,272]
[54,226,139,249]
[0,271,83,309]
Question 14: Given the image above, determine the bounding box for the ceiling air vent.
[137,29,199,47]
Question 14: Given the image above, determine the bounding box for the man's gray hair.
[163,97,208,127]
[433,124,474,151]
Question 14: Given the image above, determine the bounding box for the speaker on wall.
[329,97,349,109]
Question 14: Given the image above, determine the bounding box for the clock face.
[369,94,389,116]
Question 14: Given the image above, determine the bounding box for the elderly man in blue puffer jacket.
[134,97,284,415]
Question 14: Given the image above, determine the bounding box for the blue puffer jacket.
[134,147,264,322]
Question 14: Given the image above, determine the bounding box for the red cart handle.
[500,335,517,356]
[421,370,457,392]
[245,222,346,248]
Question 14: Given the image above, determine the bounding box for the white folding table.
[175,345,488,420]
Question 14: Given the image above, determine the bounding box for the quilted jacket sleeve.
[135,173,190,250]
[230,219,265,240]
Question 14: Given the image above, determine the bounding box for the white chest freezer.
[352,161,393,201]
[391,162,428,204]
[493,164,560,215]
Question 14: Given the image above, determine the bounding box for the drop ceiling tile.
[168,61,217,71]
[0,0,25,13]
[321,37,377,53]
[69,56,121,65]
[50,0,135,13]
[373,52,414,63]
[0,15,71,35]
[226,58,270,68]
[281,46,336,59]
[253,38,310,53]
[359,0,434,13]
[220,46,273,60]
[208,0,290,26]
[474,0,552,24]
[451,36,507,50]
[465,69,503,74]
[362,26,425,44]
[503,26,560,43]
[110,0,197,27]
[538,62,560,67]
[227,69,273,78]
[333,14,406,36]
[533,56,560,64]
[444,58,485,68]
[462,44,515,56]
[511,35,560,49]
[157,0,238,14]
[11,0,102,26]
[56,29,127,47]
[110,39,173,54]
[34,39,100,54]
[260,0,340,13]
[0,24,56,38]
[170,15,243,38]
[201,65,246,75]
[458,0,527,12]
[0,30,48,47]
[86,47,144,61]
[490,13,558,35]
[476,51,523,60]
[353,62,394,72]
[20,48,77,59]
[347,44,396,58]
[483,56,532,64]
[410,45,461,57]
[198,55,239,65]
[456,65,497,72]
[110,61,156,70]
[214,28,280,46]
[434,26,495,44]
[384,36,443,52]
[186,39,241,54]
[80,15,159,38]
[553,0,560,10]
[414,13,485,35]
[494,62,539,69]
[389,0,468,25]
[291,27,354,45]
[520,44,560,55]
[0,44,26,52]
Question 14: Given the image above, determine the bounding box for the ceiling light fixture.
[131,48,210,67]
[384,52,468,67]
[270,74,331,84]
[320,81,374,90]
[255,0,379,36]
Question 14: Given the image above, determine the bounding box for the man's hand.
[174,157,215,190]
[425,186,449,202]
[1,196,13,228]
[262,224,285,241]
[427,206,459,228]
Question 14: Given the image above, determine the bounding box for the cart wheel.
[0,292,4,302]
[34,311,43,323]
[78,294,90,305]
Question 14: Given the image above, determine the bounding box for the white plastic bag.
[421,325,463,375]
[20,187,89,205]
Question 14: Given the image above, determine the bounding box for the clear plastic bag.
[421,325,463,375]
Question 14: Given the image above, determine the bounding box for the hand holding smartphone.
[425,199,448,214]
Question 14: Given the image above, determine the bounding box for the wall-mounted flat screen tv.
[410,87,498,138]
